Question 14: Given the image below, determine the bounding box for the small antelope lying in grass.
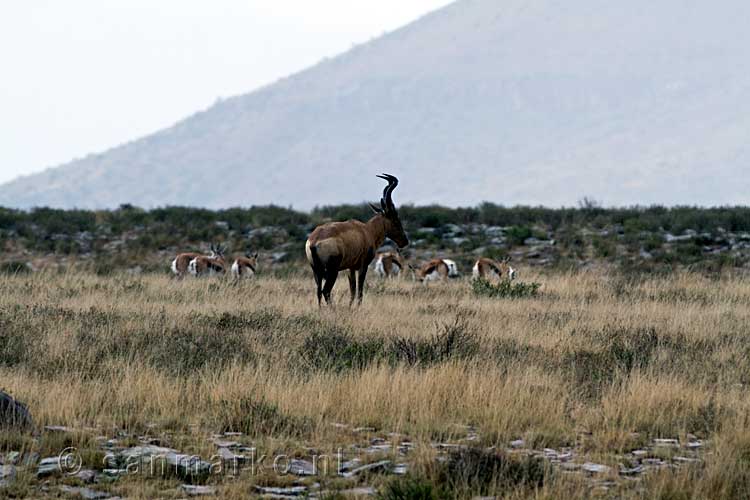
[306,173,409,306]
[188,244,227,277]
[411,258,460,282]
[473,256,516,281]
[171,245,217,278]
[231,252,258,279]
[374,250,405,278]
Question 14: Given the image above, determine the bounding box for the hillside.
[1,0,750,209]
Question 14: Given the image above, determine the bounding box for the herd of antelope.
[171,174,515,305]
[171,244,258,280]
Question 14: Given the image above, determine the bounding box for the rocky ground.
[0,421,708,499]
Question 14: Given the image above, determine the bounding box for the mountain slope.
[2,0,750,209]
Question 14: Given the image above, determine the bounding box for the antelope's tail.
[309,244,325,274]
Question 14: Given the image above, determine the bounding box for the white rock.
[255,485,307,495]
[341,487,377,496]
[654,438,680,447]
[288,459,316,476]
[0,464,16,488]
[182,484,218,496]
[59,485,110,499]
[340,460,391,478]
[213,439,240,449]
[582,462,611,474]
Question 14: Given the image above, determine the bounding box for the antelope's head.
[408,263,430,283]
[211,243,227,262]
[245,251,259,266]
[370,173,409,248]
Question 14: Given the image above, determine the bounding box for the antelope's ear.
[369,203,383,214]
[253,252,258,259]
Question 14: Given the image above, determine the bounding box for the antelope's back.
[306,220,373,268]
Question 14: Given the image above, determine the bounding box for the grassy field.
[1,268,750,498]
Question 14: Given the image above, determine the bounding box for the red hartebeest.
[305,174,409,306]
[472,256,516,281]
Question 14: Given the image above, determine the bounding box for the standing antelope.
[171,246,217,278]
[374,250,405,278]
[231,252,259,279]
[411,258,460,282]
[189,244,227,277]
[305,174,409,306]
[473,256,516,281]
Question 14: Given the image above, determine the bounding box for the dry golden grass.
[1,268,750,497]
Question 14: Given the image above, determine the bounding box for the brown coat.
[189,255,226,276]
[305,173,408,306]
[414,258,450,282]
[171,253,201,278]
[231,255,258,279]
[473,257,515,281]
[374,251,405,278]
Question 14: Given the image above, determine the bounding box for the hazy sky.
[0,1,452,185]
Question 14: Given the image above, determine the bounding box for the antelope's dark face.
[371,174,409,248]
[384,211,408,248]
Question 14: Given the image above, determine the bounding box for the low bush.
[390,313,478,366]
[438,447,549,496]
[471,278,541,299]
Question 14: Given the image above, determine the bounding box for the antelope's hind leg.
[321,257,342,305]
[348,270,357,307]
[312,267,324,306]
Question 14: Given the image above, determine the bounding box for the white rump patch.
[423,270,442,282]
[188,258,199,276]
[231,260,240,279]
[374,257,386,277]
[472,262,480,279]
[443,259,460,277]
[171,258,179,275]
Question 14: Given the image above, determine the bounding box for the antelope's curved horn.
[376,173,399,211]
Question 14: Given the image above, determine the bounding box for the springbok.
[188,244,227,277]
[231,252,259,279]
[171,246,217,278]
[411,258,460,283]
[374,250,405,278]
[305,174,409,306]
[473,256,516,281]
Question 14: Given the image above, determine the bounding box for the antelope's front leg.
[348,270,357,307]
[356,265,368,305]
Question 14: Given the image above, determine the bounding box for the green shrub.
[506,226,533,246]
[0,261,30,275]
[390,313,478,366]
[378,477,442,500]
[214,397,312,437]
[438,447,549,496]
[300,328,384,372]
[471,278,540,299]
